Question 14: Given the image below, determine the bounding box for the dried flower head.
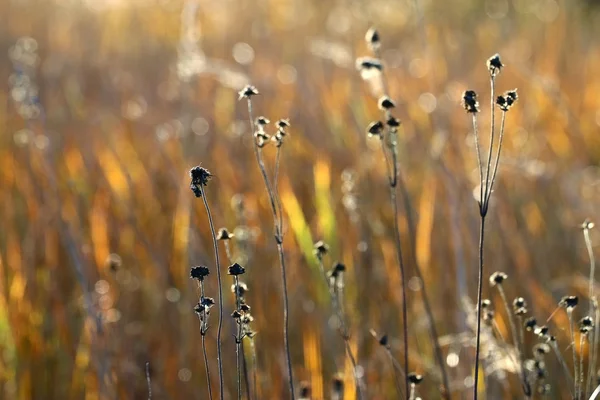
[276,118,291,130]
[378,96,396,110]
[313,240,330,259]
[190,265,210,281]
[487,54,503,76]
[462,90,479,113]
[496,89,518,111]
[228,262,246,276]
[515,307,528,316]
[559,295,578,310]
[580,316,594,334]
[378,334,389,347]
[408,372,424,385]
[365,27,380,50]
[256,116,270,126]
[533,343,551,356]
[582,219,595,230]
[238,85,259,100]
[189,166,212,197]
[271,133,284,147]
[534,325,550,338]
[386,116,401,128]
[524,317,537,331]
[299,381,312,400]
[331,373,344,395]
[513,297,527,309]
[231,310,242,319]
[489,271,508,286]
[240,303,251,313]
[481,299,492,309]
[367,121,385,137]
[355,57,383,72]
[217,228,234,241]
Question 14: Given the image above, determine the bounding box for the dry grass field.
[1,0,600,399]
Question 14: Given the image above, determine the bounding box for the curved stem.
[485,111,507,206]
[568,310,579,398]
[483,76,496,203]
[200,282,214,400]
[199,185,224,400]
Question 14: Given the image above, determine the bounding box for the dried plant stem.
[483,76,497,202]
[199,185,224,400]
[580,334,586,399]
[234,276,242,400]
[473,215,486,400]
[567,310,579,398]
[245,98,295,399]
[242,342,251,400]
[385,349,405,398]
[584,226,598,397]
[146,362,152,400]
[408,383,416,400]
[486,112,507,206]
[199,282,214,400]
[588,302,600,398]
[550,340,575,396]
[249,337,258,400]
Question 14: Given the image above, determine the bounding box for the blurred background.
[1,0,600,398]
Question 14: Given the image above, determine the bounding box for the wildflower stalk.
[198,183,225,400]
[549,339,575,395]
[235,275,242,400]
[580,334,586,399]
[146,362,152,400]
[583,221,598,397]
[198,279,214,400]
[567,309,579,398]
[241,88,295,399]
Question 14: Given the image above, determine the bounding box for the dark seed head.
[462,90,479,113]
[481,299,492,309]
[240,303,251,313]
[228,262,246,276]
[408,372,423,385]
[190,265,210,281]
[367,121,384,137]
[496,89,518,111]
[378,96,396,110]
[217,228,234,241]
[190,166,212,187]
[559,295,578,310]
[313,240,330,259]
[277,118,291,130]
[378,334,388,347]
[365,27,380,49]
[231,310,242,319]
[355,57,383,72]
[533,343,551,356]
[489,271,508,286]
[331,373,344,394]
[524,317,537,331]
[534,325,549,338]
[580,316,594,334]
[256,116,270,126]
[513,297,527,309]
[386,116,401,128]
[487,53,503,76]
[299,381,312,399]
[238,85,259,100]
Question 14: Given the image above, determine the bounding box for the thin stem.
[471,114,484,210]
[146,362,152,400]
[473,215,486,400]
[580,334,586,399]
[584,226,598,397]
[589,302,600,398]
[242,341,251,400]
[585,228,595,312]
[483,76,497,204]
[550,340,575,396]
[246,98,295,398]
[235,275,242,400]
[485,111,507,206]
[408,383,416,400]
[516,315,531,397]
[200,282,214,400]
[385,349,405,399]
[250,338,258,400]
[224,241,234,263]
[199,185,224,400]
[568,310,579,399]
[274,146,284,237]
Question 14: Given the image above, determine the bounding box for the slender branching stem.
[483,76,496,202]
[199,184,224,400]
[584,225,598,397]
[234,275,242,400]
[580,334,586,399]
[567,310,579,398]
[486,111,507,206]
[497,286,520,362]
[245,98,295,399]
[550,339,575,396]
[242,341,251,400]
[471,115,485,207]
[385,348,405,399]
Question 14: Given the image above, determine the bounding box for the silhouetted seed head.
[386,116,401,128]
[355,57,383,72]
[524,317,537,331]
[487,54,503,77]
[367,121,385,137]
[232,281,249,297]
[231,310,242,319]
[496,89,518,111]
[559,295,578,310]
[330,262,346,276]
[201,297,215,308]
[240,303,251,312]
[408,372,424,385]
[194,303,205,314]
[481,299,492,309]
[534,325,549,338]
[238,85,259,100]
[105,253,122,272]
[580,316,594,334]
[189,166,212,197]
[378,334,389,347]
[534,360,547,378]
[582,219,595,230]
[331,374,344,395]
[489,271,508,286]
[228,262,246,276]
[515,307,528,316]
[241,313,254,324]
[365,27,380,50]
[533,343,551,356]
[299,381,312,399]
[378,96,396,110]
[313,240,330,259]
[217,228,234,241]
[190,265,210,281]
[462,90,480,113]
[255,132,270,148]
[271,133,284,147]
[277,118,291,130]
[513,297,527,309]
[256,116,270,126]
